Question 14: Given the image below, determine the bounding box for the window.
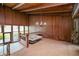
[25,26,28,33]
[20,26,24,34]
[4,25,11,32]
[4,33,10,43]
[0,33,3,44]
[13,26,19,42]
[4,25,11,43]
[0,25,2,32]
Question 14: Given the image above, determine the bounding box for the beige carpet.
[11,38,79,56]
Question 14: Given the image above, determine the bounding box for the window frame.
[12,25,19,42]
[0,25,28,44]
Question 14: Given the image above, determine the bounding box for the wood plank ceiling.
[3,3,73,14]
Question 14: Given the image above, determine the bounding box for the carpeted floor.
[12,38,79,56]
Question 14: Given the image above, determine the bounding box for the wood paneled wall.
[0,6,4,24]
[29,14,73,42]
[0,5,28,25]
[0,5,73,42]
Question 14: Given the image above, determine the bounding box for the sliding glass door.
[0,25,11,55]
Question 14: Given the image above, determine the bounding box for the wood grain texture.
[0,5,73,42]
[0,6,5,24]
[0,6,28,25]
[4,3,73,14]
[29,14,73,42]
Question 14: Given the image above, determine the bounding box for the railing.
[6,42,10,56]
[71,31,79,44]
[3,41,19,56]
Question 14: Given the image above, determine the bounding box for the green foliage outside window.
[0,33,3,40]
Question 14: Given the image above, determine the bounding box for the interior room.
[0,3,79,56]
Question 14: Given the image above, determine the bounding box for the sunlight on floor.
[0,42,25,56]
[12,38,79,56]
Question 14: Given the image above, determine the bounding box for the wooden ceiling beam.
[26,10,71,14]
[21,3,68,12]
[12,3,25,9]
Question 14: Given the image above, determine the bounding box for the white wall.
[29,26,42,33]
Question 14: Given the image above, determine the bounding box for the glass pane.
[25,26,28,33]
[0,45,7,56]
[0,33,3,44]
[20,26,24,34]
[4,33,10,43]
[0,45,4,55]
[20,26,24,31]
[13,26,19,41]
[4,25,11,32]
[13,26,18,31]
[13,32,19,41]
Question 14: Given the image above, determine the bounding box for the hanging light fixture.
[40,21,43,25]
[43,22,47,25]
[35,21,47,26]
[35,22,39,25]
[40,21,47,26]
